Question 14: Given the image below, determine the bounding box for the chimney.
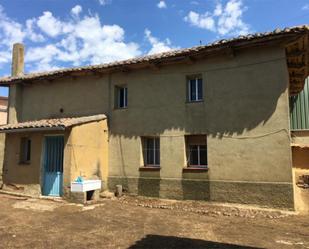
[11,43,24,77]
[8,43,24,124]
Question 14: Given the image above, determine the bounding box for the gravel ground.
[0,193,308,249]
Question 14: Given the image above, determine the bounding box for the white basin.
[71,180,102,192]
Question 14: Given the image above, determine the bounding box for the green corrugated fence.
[290,78,309,130]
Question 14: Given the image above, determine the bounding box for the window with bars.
[115,86,128,108]
[188,77,203,102]
[185,135,207,167]
[142,137,160,166]
[20,137,31,164]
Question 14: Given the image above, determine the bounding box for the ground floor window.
[185,135,207,167]
[142,137,160,166]
[20,137,31,164]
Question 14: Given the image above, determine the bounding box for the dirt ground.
[0,194,309,249]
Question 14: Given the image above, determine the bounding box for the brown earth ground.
[0,193,308,249]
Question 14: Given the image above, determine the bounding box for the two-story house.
[0,25,308,210]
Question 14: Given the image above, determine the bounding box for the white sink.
[71,180,102,192]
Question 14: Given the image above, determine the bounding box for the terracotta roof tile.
[0,114,106,133]
[0,25,308,85]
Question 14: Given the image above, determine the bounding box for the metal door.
[42,136,64,196]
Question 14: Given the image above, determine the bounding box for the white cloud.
[25,19,45,42]
[184,11,215,31]
[302,4,309,10]
[71,5,82,17]
[144,29,178,55]
[97,0,111,6]
[0,4,180,73]
[157,1,167,9]
[0,5,26,47]
[27,13,142,71]
[37,11,64,37]
[0,4,142,72]
[184,0,250,36]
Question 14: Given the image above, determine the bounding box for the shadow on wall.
[182,177,210,200]
[128,234,261,249]
[138,171,161,198]
[109,65,287,139]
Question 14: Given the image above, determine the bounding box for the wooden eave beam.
[185,56,196,64]
[147,61,161,70]
[286,50,306,57]
[287,64,306,70]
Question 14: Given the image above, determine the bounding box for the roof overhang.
[0,114,106,133]
[0,25,308,91]
[0,126,65,133]
[286,33,309,95]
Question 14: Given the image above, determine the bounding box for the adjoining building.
[0,25,308,210]
[0,96,8,125]
[0,96,7,185]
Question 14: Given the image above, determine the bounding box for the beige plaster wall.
[2,131,68,196]
[64,120,108,194]
[108,45,292,182]
[9,44,294,207]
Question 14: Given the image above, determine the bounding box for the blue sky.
[0,0,308,96]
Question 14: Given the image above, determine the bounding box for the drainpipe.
[7,43,24,124]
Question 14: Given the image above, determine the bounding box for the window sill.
[183,167,208,173]
[139,166,161,171]
[114,107,128,110]
[19,161,31,166]
[186,100,204,104]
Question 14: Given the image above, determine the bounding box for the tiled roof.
[0,114,106,133]
[0,25,308,85]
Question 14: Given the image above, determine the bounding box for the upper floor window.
[185,135,207,168]
[188,77,203,102]
[115,86,128,109]
[20,137,31,164]
[142,137,160,167]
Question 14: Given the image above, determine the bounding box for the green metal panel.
[290,78,309,130]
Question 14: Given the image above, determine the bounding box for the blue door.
[42,136,64,196]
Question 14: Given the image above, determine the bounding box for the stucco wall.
[2,131,68,196]
[107,45,293,208]
[2,122,108,197]
[11,45,293,208]
[63,120,108,196]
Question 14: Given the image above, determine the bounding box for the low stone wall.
[108,176,294,210]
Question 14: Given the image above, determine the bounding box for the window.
[188,77,203,102]
[20,137,31,163]
[115,86,128,108]
[142,137,160,166]
[186,135,207,167]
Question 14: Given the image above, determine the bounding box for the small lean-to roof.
[0,25,308,86]
[0,114,106,133]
